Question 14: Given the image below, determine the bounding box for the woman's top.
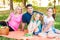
[8,12,23,31]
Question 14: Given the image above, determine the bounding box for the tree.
[14,0,22,3]
[10,0,13,10]
[22,0,27,7]
[58,0,60,4]
[48,2,52,6]
[14,0,27,7]
[52,0,56,19]
[3,0,5,5]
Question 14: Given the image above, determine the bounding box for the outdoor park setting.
[0,0,60,40]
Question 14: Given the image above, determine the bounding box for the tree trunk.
[10,0,13,10]
[52,0,56,19]
[3,0,5,5]
[22,0,27,7]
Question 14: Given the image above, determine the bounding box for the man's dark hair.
[26,4,32,8]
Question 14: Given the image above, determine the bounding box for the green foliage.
[0,10,10,20]
[55,13,60,30]
[33,6,47,13]
[56,5,60,13]
[48,2,52,6]
[58,0,60,1]
[14,0,22,2]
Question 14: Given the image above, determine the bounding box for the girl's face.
[35,14,40,21]
[16,7,22,14]
[47,8,53,17]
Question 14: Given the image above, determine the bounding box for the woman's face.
[47,8,53,17]
[16,7,22,14]
[35,14,40,21]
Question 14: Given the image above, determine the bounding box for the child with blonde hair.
[27,13,43,36]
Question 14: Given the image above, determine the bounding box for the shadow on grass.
[0,36,17,40]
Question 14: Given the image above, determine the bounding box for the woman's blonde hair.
[14,6,22,14]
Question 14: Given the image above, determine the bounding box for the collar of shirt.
[26,11,34,16]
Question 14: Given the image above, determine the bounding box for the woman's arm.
[5,12,13,22]
[5,15,11,22]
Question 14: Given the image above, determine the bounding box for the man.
[22,4,43,31]
[22,4,33,31]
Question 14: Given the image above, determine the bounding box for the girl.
[0,6,23,31]
[28,13,43,35]
[39,7,60,38]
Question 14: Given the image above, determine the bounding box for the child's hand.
[42,28,45,32]
[43,28,49,32]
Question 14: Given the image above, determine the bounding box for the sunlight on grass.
[55,22,60,25]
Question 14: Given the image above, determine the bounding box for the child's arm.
[28,21,33,33]
[43,21,54,32]
[34,21,41,32]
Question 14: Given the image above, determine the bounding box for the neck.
[34,19,38,21]
[27,12,33,15]
[47,16,52,18]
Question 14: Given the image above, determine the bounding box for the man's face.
[27,6,33,14]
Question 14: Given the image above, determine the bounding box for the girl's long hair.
[30,13,44,24]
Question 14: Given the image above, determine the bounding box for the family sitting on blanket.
[0,4,60,38]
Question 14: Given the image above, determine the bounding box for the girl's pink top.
[8,12,22,31]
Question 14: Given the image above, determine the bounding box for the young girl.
[39,7,60,38]
[28,13,43,35]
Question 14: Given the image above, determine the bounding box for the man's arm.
[21,14,27,31]
[21,22,26,31]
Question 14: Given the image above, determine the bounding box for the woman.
[0,6,23,31]
[39,7,60,38]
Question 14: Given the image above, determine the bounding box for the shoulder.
[22,12,28,16]
[19,14,23,17]
[29,20,34,24]
[43,15,47,20]
[10,12,14,14]
[39,20,41,23]
[10,12,14,16]
[37,20,41,24]
[20,14,23,16]
[50,17,54,21]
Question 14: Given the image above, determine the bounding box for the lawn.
[0,6,60,40]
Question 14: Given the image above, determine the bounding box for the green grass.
[0,6,60,40]
[55,13,60,30]
[0,10,10,20]
[0,36,16,40]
